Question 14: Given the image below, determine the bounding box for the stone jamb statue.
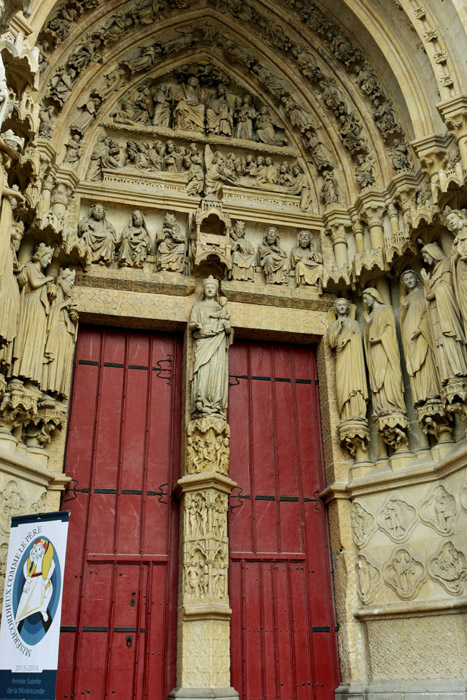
[327,297,369,459]
[189,276,233,419]
[362,287,409,450]
[399,269,451,440]
[420,241,467,413]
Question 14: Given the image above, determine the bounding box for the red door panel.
[57,326,181,699]
[228,341,340,699]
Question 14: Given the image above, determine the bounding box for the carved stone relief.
[383,548,426,600]
[186,418,230,476]
[419,483,458,536]
[376,495,417,543]
[0,479,25,533]
[229,220,255,282]
[427,541,467,596]
[183,490,229,601]
[289,230,323,290]
[257,226,288,284]
[356,553,382,604]
[351,501,376,548]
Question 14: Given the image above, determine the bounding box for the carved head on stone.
[420,242,445,266]
[202,275,219,299]
[32,242,54,267]
[298,229,312,248]
[400,269,420,291]
[265,226,279,244]
[90,202,106,221]
[362,287,383,309]
[445,206,467,234]
[333,297,350,317]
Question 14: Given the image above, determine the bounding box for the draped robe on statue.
[364,303,406,417]
[12,263,50,385]
[400,285,440,405]
[425,257,467,382]
[190,299,232,417]
[42,287,77,398]
[328,316,368,421]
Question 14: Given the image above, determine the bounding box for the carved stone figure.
[87,136,120,181]
[420,242,467,409]
[0,222,23,371]
[363,288,408,449]
[420,483,457,536]
[186,152,204,196]
[288,164,312,210]
[173,75,205,133]
[290,230,323,289]
[390,138,411,171]
[64,132,83,164]
[229,220,256,282]
[0,480,25,533]
[304,128,334,171]
[428,541,467,595]
[156,213,186,272]
[383,548,426,599]
[320,169,338,205]
[206,84,233,136]
[446,207,467,328]
[257,227,288,284]
[356,554,382,604]
[399,270,440,406]
[39,106,56,139]
[78,202,118,265]
[355,155,375,188]
[351,502,375,548]
[42,268,78,398]
[205,150,236,196]
[377,495,417,542]
[186,418,229,474]
[118,210,151,268]
[122,44,162,75]
[255,106,285,146]
[328,298,369,455]
[71,94,102,135]
[11,244,54,387]
[189,277,233,418]
[234,94,256,140]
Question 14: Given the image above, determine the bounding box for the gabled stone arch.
[36,8,412,209]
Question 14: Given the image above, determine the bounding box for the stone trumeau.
[1,0,467,698]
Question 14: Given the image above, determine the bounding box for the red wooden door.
[57,326,182,699]
[228,341,340,699]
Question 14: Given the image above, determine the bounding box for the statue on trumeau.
[327,298,369,457]
[11,244,54,387]
[156,213,186,273]
[78,202,118,265]
[189,277,233,418]
[118,210,151,268]
[420,241,467,412]
[290,230,323,291]
[362,288,409,450]
[257,226,288,284]
[229,220,256,282]
[399,269,450,439]
[42,268,78,399]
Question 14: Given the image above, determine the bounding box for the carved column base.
[338,417,369,457]
[416,398,453,441]
[442,377,467,419]
[0,378,40,435]
[24,400,67,447]
[374,413,409,451]
[187,418,230,475]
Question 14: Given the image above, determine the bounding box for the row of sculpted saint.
[189,276,233,419]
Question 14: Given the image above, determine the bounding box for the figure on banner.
[15,538,55,625]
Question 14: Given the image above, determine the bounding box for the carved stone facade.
[1,1,467,699]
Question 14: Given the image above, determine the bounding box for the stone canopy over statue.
[189,276,233,419]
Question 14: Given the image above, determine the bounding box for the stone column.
[170,277,238,700]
